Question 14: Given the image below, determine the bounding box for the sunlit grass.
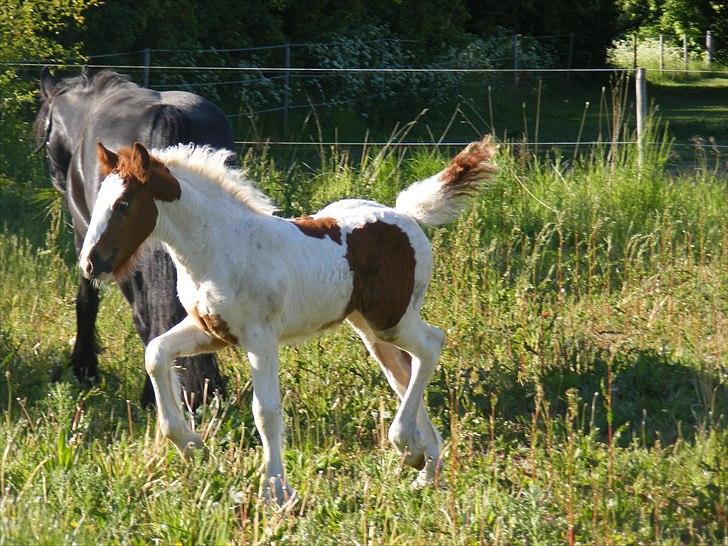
[1,131,727,543]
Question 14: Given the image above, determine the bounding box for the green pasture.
[1,125,727,543]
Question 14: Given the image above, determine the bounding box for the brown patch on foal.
[439,137,498,190]
[97,142,181,203]
[189,308,239,345]
[292,216,342,244]
[344,221,415,333]
[94,142,182,279]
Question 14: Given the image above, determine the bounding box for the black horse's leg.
[69,276,102,382]
[117,271,156,407]
[119,250,226,409]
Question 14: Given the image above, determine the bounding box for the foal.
[79,139,497,503]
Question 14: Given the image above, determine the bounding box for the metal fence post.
[659,34,664,73]
[281,44,290,141]
[635,67,647,169]
[632,34,638,69]
[142,47,150,87]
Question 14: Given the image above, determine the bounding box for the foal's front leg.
[245,329,295,505]
[145,316,226,455]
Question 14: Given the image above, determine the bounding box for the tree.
[0,0,95,177]
[618,0,727,58]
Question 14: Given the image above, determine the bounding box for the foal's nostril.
[84,248,114,278]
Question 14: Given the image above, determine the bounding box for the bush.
[293,26,559,115]
[607,36,708,71]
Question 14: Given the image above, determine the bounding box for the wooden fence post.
[281,44,291,141]
[632,34,638,69]
[635,67,647,169]
[512,33,520,85]
[683,34,688,73]
[567,33,575,82]
[142,47,150,87]
[706,30,714,67]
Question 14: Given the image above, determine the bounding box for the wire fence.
[5,33,725,153]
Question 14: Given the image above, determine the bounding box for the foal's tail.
[395,137,498,226]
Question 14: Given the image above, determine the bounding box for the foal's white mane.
[152,144,277,215]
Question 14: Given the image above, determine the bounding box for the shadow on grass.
[541,347,727,446]
[0,327,130,422]
[435,345,727,448]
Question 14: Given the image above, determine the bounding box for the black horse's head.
[34,67,78,191]
[34,68,137,192]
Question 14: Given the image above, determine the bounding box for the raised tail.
[395,137,498,226]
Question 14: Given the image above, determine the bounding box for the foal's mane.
[152,145,277,216]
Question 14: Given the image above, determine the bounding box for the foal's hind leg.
[145,316,226,456]
[347,312,444,486]
[384,315,444,473]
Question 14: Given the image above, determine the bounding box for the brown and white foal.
[79,139,497,504]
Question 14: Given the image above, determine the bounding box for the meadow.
[0,120,727,543]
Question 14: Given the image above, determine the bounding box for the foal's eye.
[113,200,129,214]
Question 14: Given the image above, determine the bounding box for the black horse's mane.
[56,70,139,97]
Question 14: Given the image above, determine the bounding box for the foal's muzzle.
[80,249,114,280]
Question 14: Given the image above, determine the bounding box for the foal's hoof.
[402,450,426,471]
[262,481,298,509]
[411,457,444,490]
[173,432,205,459]
[389,424,427,469]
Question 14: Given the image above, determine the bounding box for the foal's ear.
[130,142,181,202]
[96,142,118,176]
[130,142,151,181]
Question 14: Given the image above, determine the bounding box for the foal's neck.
[153,169,264,273]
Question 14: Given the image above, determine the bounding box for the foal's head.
[79,142,181,281]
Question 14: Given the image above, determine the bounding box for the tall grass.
[1,126,727,543]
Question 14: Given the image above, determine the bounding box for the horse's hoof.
[70,358,100,385]
[74,370,100,385]
[48,365,63,383]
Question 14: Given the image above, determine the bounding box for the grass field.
[1,122,728,543]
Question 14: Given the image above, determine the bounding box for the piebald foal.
[79,139,497,503]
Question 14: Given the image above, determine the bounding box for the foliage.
[73,0,620,70]
[0,0,93,111]
[607,35,706,69]
[228,26,561,119]
[0,0,94,180]
[617,0,727,60]
[465,0,619,66]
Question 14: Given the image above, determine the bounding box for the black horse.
[34,68,229,407]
